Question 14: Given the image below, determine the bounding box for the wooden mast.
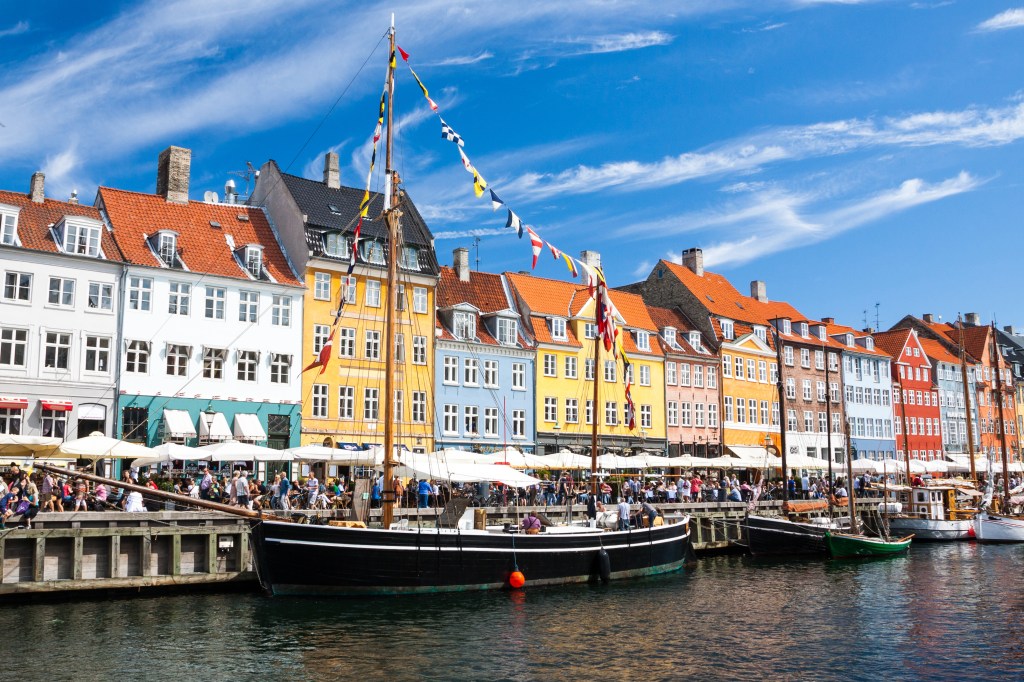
[824,339,834,519]
[772,320,790,506]
[381,17,400,530]
[957,315,978,480]
[590,284,601,506]
[991,322,1012,512]
[843,416,859,534]
[896,369,912,485]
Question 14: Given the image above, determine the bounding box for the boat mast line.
[771,320,789,506]
[958,314,979,481]
[991,322,1012,512]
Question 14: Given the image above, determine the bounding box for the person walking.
[306,473,320,509]
[199,467,213,501]
[278,471,291,510]
[616,497,631,531]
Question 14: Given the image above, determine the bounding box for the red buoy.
[967,525,976,538]
[509,571,526,588]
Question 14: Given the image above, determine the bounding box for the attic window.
[400,246,420,270]
[0,207,20,246]
[705,294,714,302]
[156,231,178,267]
[865,338,874,351]
[324,232,350,258]
[236,214,249,222]
[663,327,677,346]
[689,331,701,350]
[453,311,476,340]
[362,240,386,265]
[799,322,809,338]
[720,319,734,340]
[753,326,766,342]
[846,334,854,347]
[328,204,341,214]
[817,326,826,341]
[60,219,102,257]
[551,317,567,341]
[210,221,222,229]
[781,319,791,335]
[635,330,650,351]
[244,245,264,278]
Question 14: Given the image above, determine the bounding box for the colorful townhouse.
[918,336,978,459]
[824,321,896,461]
[434,249,535,453]
[630,249,847,465]
[895,313,1019,461]
[996,325,1024,456]
[101,147,304,463]
[507,256,666,456]
[251,154,440,454]
[0,173,122,443]
[647,306,721,458]
[873,328,942,461]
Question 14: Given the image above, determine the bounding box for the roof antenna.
[863,309,868,329]
[473,236,481,271]
[874,302,880,330]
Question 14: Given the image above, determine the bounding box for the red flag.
[303,328,335,375]
[526,227,543,269]
[397,45,410,62]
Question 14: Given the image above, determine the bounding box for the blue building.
[434,249,535,453]
[827,322,896,460]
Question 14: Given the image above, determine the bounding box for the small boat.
[973,512,1024,543]
[745,502,847,557]
[825,531,912,558]
[884,484,978,541]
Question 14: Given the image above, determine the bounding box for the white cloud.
[0,20,28,38]
[428,52,493,66]
[563,31,673,54]
[42,146,85,201]
[433,227,509,240]
[975,8,1024,32]
[631,259,652,278]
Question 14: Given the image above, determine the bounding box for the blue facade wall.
[843,350,897,460]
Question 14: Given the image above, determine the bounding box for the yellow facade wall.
[720,336,781,449]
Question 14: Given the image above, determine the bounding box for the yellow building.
[716,321,782,456]
[506,271,666,455]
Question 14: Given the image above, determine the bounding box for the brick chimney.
[579,250,601,269]
[323,152,340,189]
[922,313,934,323]
[822,317,835,324]
[1005,325,1018,335]
[682,248,703,276]
[29,171,45,203]
[453,247,470,282]
[964,312,981,327]
[156,146,191,204]
[750,280,767,302]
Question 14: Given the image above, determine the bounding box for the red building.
[874,328,943,460]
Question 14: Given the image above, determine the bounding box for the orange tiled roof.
[873,329,913,362]
[822,321,891,358]
[436,267,512,314]
[919,337,961,366]
[0,190,119,260]
[531,315,582,348]
[943,325,991,364]
[98,187,301,286]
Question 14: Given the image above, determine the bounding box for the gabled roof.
[506,272,583,318]
[647,306,710,357]
[436,267,513,315]
[273,164,439,275]
[710,318,776,350]
[99,187,301,286]
[919,337,961,366]
[943,325,992,364]
[822,321,891,358]
[0,189,119,260]
[873,328,914,363]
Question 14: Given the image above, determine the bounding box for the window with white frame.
[41,408,67,439]
[666,362,676,385]
[464,405,479,434]
[270,354,291,384]
[364,330,381,360]
[413,335,427,364]
[667,401,678,426]
[412,391,426,423]
[454,311,475,340]
[815,350,824,370]
[735,357,744,379]
[166,344,191,376]
[484,407,498,436]
[395,284,406,311]
[758,360,767,382]
[125,340,150,373]
[395,332,407,362]
[413,286,427,314]
[313,272,332,300]
[543,354,556,377]
[1,210,18,246]
[624,364,634,385]
[238,290,258,322]
[443,356,458,384]
[604,360,616,383]
[708,365,717,388]
[337,386,354,419]
[689,331,701,350]
[564,356,577,379]
[483,360,499,387]
[62,221,101,257]
[804,411,813,431]
[640,365,650,386]
[338,328,355,357]
[544,397,557,422]
[443,404,459,434]
[784,346,794,366]
[324,233,350,258]
[737,399,746,423]
[363,388,379,421]
[167,282,190,316]
[641,405,652,429]
[786,378,796,399]
[800,348,810,368]
[819,412,827,433]
[312,324,329,354]
[363,241,385,265]
[551,317,567,341]
[203,347,225,379]
[817,381,826,402]
[43,331,71,370]
[400,246,419,270]
[636,331,650,351]
[682,401,693,426]
[512,410,525,438]
[565,399,578,424]
[3,272,31,302]
[237,350,258,381]
[694,364,704,388]
[720,320,734,340]
[585,400,594,425]
[312,384,329,418]
[365,279,381,307]
[158,232,177,266]
[722,354,732,377]
[464,358,479,385]
[48,277,75,307]
[747,359,756,381]
[512,362,525,389]
[584,323,597,340]
[496,318,518,346]
[585,358,595,381]
[679,363,691,386]
[0,328,26,367]
[802,379,812,400]
[205,286,225,319]
[605,401,618,426]
[271,295,291,326]
[82,335,110,373]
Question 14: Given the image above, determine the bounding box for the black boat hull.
[745,514,830,556]
[250,519,691,596]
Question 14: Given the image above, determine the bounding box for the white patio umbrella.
[663,455,716,468]
[537,450,593,470]
[783,453,829,470]
[849,458,879,474]
[907,459,929,474]
[924,459,949,473]
[130,442,208,469]
[877,458,905,475]
[57,433,155,459]
[195,439,293,462]
[0,434,63,457]
[284,444,384,466]
[475,447,550,469]
[396,451,541,487]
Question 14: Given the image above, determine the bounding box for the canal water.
[7,542,1022,681]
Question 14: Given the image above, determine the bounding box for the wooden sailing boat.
[247,19,691,595]
[973,322,1024,542]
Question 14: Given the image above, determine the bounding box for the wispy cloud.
[0,20,28,38]
[742,22,786,33]
[975,8,1024,32]
[433,227,510,240]
[428,52,493,66]
[563,31,673,55]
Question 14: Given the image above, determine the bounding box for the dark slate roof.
[274,163,439,275]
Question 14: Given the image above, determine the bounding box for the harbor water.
[7,542,1022,681]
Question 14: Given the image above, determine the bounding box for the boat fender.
[509,571,526,589]
[597,548,611,584]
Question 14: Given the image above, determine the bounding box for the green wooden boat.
[825,531,913,559]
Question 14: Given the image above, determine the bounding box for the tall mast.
[824,340,834,518]
[772,320,789,505]
[991,322,1012,512]
[896,366,912,485]
[590,288,601,502]
[381,17,400,530]
[957,315,978,480]
[843,416,858,534]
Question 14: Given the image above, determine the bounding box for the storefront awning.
[40,400,73,412]
[199,412,232,441]
[0,397,28,410]
[727,445,782,468]
[233,413,267,441]
[163,409,198,438]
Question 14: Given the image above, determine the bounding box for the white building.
[0,173,122,440]
[98,147,305,452]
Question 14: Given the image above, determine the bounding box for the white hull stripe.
[265,532,688,554]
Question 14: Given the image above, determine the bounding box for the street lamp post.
[552,422,561,455]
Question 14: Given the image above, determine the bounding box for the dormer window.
[720,319,734,340]
[1,207,20,246]
[324,232,350,258]
[453,311,476,340]
[244,245,263,278]
[551,317,567,341]
[865,337,874,351]
[689,331,701,350]
[753,326,767,342]
[780,319,791,335]
[636,330,650,351]
[496,317,518,346]
[817,326,826,341]
[156,231,178,267]
[846,334,854,347]
[663,327,677,346]
[362,240,386,265]
[58,218,102,257]
[799,322,809,338]
[400,246,420,270]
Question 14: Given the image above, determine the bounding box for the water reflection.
[6,544,1023,681]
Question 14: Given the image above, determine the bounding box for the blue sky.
[1,1,1022,330]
